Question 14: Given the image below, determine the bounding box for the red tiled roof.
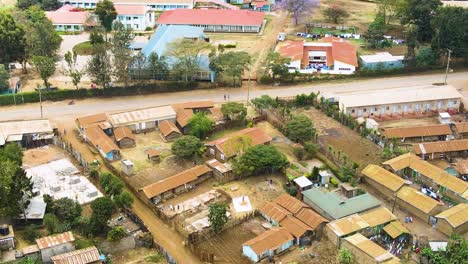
[36,232,75,250]
[278,41,304,62]
[159,120,181,137]
[114,4,147,15]
[85,125,119,154]
[114,126,135,142]
[157,9,265,26]
[259,201,292,223]
[243,227,293,255]
[331,40,358,67]
[206,127,272,157]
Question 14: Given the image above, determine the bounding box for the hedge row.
[0,81,201,106]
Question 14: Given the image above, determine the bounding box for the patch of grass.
[145,253,165,263]
[75,237,95,249]
[73,41,95,56]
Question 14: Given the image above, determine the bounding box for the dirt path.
[53,116,201,264]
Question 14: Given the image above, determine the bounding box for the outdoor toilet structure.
[121,159,135,176]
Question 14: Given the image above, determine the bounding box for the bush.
[330,177,339,187]
[293,147,305,160]
[99,172,124,196]
[107,226,126,242]
[284,184,298,196]
[23,225,41,243]
[145,253,165,263]
[73,41,95,56]
[75,238,95,249]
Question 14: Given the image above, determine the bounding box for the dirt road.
[1,71,467,122]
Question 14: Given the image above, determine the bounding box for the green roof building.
[302,188,381,220]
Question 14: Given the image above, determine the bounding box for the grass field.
[73,41,95,56]
[0,0,16,10]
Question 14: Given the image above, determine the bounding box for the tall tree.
[32,55,56,89]
[431,6,468,63]
[146,53,169,80]
[208,203,228,233]
[89,197,115,235]
[265,52,291,82]
[209,51,251,86]
[63,51,84,89]
[111,21,134,87]
[132,52,146,80]
[365,13,387,49]
[376,0,401,24]
[404,23,418,67]
[400,0,442,42]
[279,0,319,25]
[0,65,10,92]
[285,114,315,143]
[187,112,214,139]
[95,0,117,42]
[24,6,62,57]
[0,11,26,65]
[87,44,112,88]
[323,5,349,24]
[221,102,247,121]
[166,39,211,82]
[232,145,289,177]
[171,136,203,159]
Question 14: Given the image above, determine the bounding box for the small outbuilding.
[293,176,313,192]
[146,149,161,163]
[50,246,102,264]
[114,126,135,148]
[0,225,15,250]
[360,52,404,70]
[36,231,76,263]
[159,120,181,142]
[383,221,410,241]
[242,227,294,263]
[435,203,468,236]
[341,233,399,264]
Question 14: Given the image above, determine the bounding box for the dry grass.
[111,247,168,264]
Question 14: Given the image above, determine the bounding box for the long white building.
[60,0,194,10]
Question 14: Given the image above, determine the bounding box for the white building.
[338,85,463,118]
[115,4,155,30]
[59,0,194,10]
[277,36,358,75]
[45,4,97,32]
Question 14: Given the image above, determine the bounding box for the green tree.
[24,6,62,57]
[89,197,115,235]
[431,6,468,63]
[404,23,418,67]
[99,172,124,196]
[188,112,214,139]
[41,0,60,10]
[95,0,117,42]
[208,203,228,233]
[51,197,82,224]
[167,39,211,82]
[338,248,353,264]
[365,13,387,49]
[251,95,276,109]
[87,44,112,88]
[223,135,252,157]
[43,213,60,234]
[209,51,251,86]
[0,65,10,91]
[221,102,247,121]
[376,0,401,24]
[114,191,134,209]
[415,47,438,67]
[0,143,23,166]
[400,0,442,42]
[265,52,291,82]
[89,27,105,46]
[23,225,41,243]
[171,136,203,159]
[0,11,26,65]
[304,142,318,159]
[16,0,60,10]
[64,51,84,89]
[107,226,126,242]
[323,5,349,24]
[112,21,134,87]
[16,0,38,10]
[285,115,315,143]
[32,55,56,89]
[146,52,169,80]
[232,145,289,177]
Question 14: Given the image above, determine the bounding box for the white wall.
[331,60,356,74]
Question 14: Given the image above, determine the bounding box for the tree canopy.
[400,0,442,42]
[0,65,9,91]
[112,21,134,87]
[89,197,115,235]
[16,0,60,10]
[232,145,288,177]
[285,114,315,143]
[50,197,82,225]
[209,51,251,86]
[208,203,229,233]
[323,5,349,24]
[279,0,319,25]
[166,39,211,82]
[99,172,124,196]
[0,11,26,65]
[95,0,117,39]
[87,44,112,88]
[114,191,134,209]
[32,55,56,89]
[171,136,203,159]
[188,112,214,139]
[221,102,247,121]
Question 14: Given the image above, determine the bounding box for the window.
[374,107,378,111]
[209,148,215,155]
[351,109,355,113]
[220,154,225,161]
[386,106,390,110]
[363,108,367,112]
[338,68,351,71]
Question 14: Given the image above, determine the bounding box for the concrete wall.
[41,242,75,263]
[361,60,404,70]
[325,224,341,247]
[436,218,468,236]
[340,239,377,264]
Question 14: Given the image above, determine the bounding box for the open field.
[298,107,384,169]
[111,247,168,264]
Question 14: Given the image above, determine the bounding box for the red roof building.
[277,37,358,75]
[45,4,96,32]
[157,9,265,33]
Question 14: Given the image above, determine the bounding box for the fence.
[53,136,90,171]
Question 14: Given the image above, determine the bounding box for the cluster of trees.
[365,0,468,66]
[232,144,289,177]
[171,136,204,159]
[285,114,315,143]
[421,235,467,263]
[209,50,251,86]
[263,52,298,84]
[43,197,83,234]
[16,0,60,11]
[98,172,134,209]
[0,144,33,218]
[323,5,349,24]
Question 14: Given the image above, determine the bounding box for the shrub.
[330,177,339,187]
[75,238,95,249]
[293,147,305,160]
[99,172,124,196]
[23,225,41,243]
[107,226,126,242]
[145,253,164,263]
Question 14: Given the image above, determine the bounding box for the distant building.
[338,85,463,118]
[277,37,358,75]
[413,139,468,160]
[156,9,265,33]
[36,231,76,263]
[382,124,453,143]
[141,165,212,204]
[0,119,55,148]
[114,4,155,31]
[51,246,102,264]
[140,25,213,81]
[59,0,194,10]
[205,127,272,162]
[108,105,177,133]
[360,52,404,70]
[45,4,97,32]
[435,204,468,236]
[242,227,294,263]
[302,188,381,220]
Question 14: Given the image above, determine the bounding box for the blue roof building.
[141,25,214,82]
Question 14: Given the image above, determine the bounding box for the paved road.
[1,71,467,121]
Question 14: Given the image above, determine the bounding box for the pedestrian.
[224,94,226,101]
[228,94,230,100]
[63,129,67,135]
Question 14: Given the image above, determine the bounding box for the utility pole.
[444,49,452,85]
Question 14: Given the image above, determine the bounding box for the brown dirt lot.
[23,145,67,168]
[298,108,384,169]
[111,247,168,264]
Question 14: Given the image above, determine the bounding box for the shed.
[242,227,294,263]
[146,149,161,163]
[319,170,331,185]
[325,214,369,247]
[293,176,313,191]
[114,126,135,148]
[51,246,101,264]
[121,159,135,176]
[206,158,233,179]
[396,187,444,223]
[0,225,15,250]
[434,204,468,236]
[341,233,398,264]
[439,112,451,124]
[159,120,181,142]
[36,231,76,263]
[383,221,410,240]
[360,52,404,70]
